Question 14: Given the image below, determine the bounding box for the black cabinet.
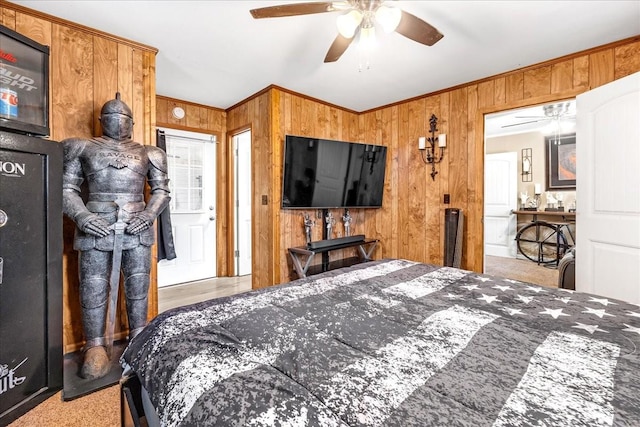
[0,131,62,425]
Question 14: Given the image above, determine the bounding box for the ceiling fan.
[501,102,576,130]
[250,1,444,63]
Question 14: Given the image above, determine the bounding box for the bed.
[120,258,640,426]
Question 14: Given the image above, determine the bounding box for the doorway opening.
[232,129,252,276]
[483,100,576,287]
[157,128,217,288]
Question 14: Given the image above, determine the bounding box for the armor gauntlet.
[62,139,111,237]
[126,146,171,234]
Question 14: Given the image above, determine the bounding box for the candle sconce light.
[521,148,532,182]
[419,114,447,180]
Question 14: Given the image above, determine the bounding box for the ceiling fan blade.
[324,32,356,63]
[250,2,335,19]
[395,10,443,46]
[501,119,548,128]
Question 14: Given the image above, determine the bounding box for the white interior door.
[484,152,518,258]
[234,131,252,276]
[576,71,640,304]
[158,128,216,287]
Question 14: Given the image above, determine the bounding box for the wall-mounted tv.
[282,135,387,209]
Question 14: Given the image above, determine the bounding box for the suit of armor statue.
[62,93,170,379]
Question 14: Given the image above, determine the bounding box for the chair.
[558,246,575,290]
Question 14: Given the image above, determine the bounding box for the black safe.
[0,131,62,425]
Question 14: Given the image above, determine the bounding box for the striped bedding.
[120,258,640,426]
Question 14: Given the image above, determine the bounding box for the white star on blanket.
[540,307,571,319]
[573,322,608,334]
[589,297,618,306]
[444,270,640,341]
[582,307,615,318]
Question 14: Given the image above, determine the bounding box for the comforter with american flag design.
[120,258,640,427]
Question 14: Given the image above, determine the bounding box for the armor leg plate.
[122,246,151,332]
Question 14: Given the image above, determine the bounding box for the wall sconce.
[419,114,446,180]
[521,148,532,182]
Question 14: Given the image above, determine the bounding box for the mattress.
[120,258,640,426]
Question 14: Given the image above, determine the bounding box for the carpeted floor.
[9,256,556,426]
[485,255,558,288]
[8,385,120,427]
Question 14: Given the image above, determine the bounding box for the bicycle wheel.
[516,221,568,264]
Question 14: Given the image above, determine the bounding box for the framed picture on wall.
[545,133,576,190]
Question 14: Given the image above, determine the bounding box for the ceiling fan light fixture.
[375,5,401,33]
[337,9,363,38]
[359,25,377,51]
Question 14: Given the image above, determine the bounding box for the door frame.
[156,127,217,287]
[226,125,252,276]
[480,95,580,273]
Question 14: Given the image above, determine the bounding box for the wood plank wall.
[227,36,640,287]
[0,3,158,353]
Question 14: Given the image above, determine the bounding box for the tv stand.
[288,237,378,279]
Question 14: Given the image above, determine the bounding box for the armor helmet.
[100,92,133,140]
[101,92,133,118]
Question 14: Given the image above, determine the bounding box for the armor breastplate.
[80,137,149,194]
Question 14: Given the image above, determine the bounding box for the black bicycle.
[515,220,574,265]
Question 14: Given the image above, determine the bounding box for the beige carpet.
[8,385,120,427]
[485,255,558,288]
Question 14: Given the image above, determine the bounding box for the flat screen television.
[282,135,387,209]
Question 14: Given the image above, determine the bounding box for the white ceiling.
[10,0,640,119]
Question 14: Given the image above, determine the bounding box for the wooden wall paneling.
[437,92,451,264]
[143,51,156,146]
[572,55,590,91]
[589,48,615,89]
[447,88,469,266]
[51,24,94,142]
[494,77,506,106]
[466,84,482,273]
[185,103,206,130]
[505,73,524,103]
[551,59,574,93]
[254,93,274,289]
[379,105,399,259]
[395,103,410,260]
[615,40,640,79]
[404,99,425,262]
[16,10,49,45]
[523,66,551,99]
[422,96,442,264]
[93,37,118,137]
[217,122,229,278]
[0,6,16,28]
[270,90,282,285]
[477,80,495,109]
[156,97,169,124]
[278,92,294,280]
[131,48,145,144]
